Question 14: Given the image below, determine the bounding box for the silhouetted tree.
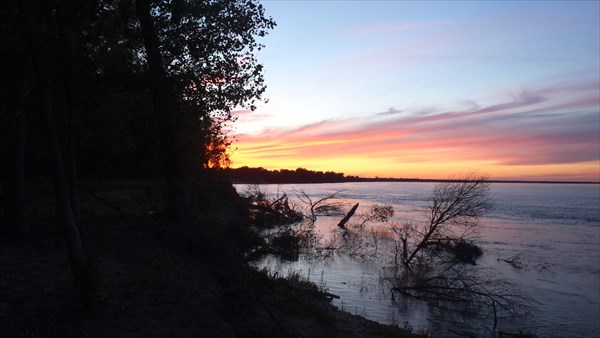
[135,0,275,226]
[402,172,493,270]
[21,0,91,303]
[384,173,532,313]
[1,1,30,239]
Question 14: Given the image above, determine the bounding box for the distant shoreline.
[226,167,599,185]
[230,178,600,185]
[335,178,600,184]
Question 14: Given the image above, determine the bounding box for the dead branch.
[338,203,359,229]
[500,255,526,270]
[292,188,343,221]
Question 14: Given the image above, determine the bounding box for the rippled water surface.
[241,182,600,337]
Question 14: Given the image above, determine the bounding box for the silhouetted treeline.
[226,167,363,183]
[226,166,430,183]
[226,168,598,185]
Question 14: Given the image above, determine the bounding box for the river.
[239,182,600,337]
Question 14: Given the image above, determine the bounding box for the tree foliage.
[152,0,274,110]
[134,0,274,225]
[1,0,275,309]
[141,0,275,172]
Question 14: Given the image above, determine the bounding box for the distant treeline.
[225,166,364,183]
[225,166,424,183]
[224,167,599,184]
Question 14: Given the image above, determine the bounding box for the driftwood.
[337,203,359,229]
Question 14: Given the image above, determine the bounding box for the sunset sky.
[230,1,600,181]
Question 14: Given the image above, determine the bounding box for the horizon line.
[226,166,600,184]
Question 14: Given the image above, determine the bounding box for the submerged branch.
[338,203,359,229]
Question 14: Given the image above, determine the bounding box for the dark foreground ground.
[0,180,424,337]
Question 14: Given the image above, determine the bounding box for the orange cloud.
[231,81,600,181]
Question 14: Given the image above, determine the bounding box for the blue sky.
[232,1,600,181]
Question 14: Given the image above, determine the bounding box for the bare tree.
[385,173,533,314]
[293,188,343,222]
[403,172,493,270]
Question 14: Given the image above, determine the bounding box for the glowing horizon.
[229,1,600,182]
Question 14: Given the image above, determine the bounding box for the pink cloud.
[232,80,599,180]
[232,109,272,124]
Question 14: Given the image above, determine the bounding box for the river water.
[239,182,600,337]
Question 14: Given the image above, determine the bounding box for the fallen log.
[337,203,359,229]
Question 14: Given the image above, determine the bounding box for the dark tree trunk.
[66,83,81,227]
[1,1,30,240]
[57,6,81,227]
[2,72,29,239]
[135,0,195,227]
[37,71,86,272]
[23,0,86,272]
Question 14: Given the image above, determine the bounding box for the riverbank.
[0,180,424,337]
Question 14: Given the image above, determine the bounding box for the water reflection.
[244,182,600,337]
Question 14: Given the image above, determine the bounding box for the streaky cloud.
[377,107,403,116]
[232,80,599,180]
